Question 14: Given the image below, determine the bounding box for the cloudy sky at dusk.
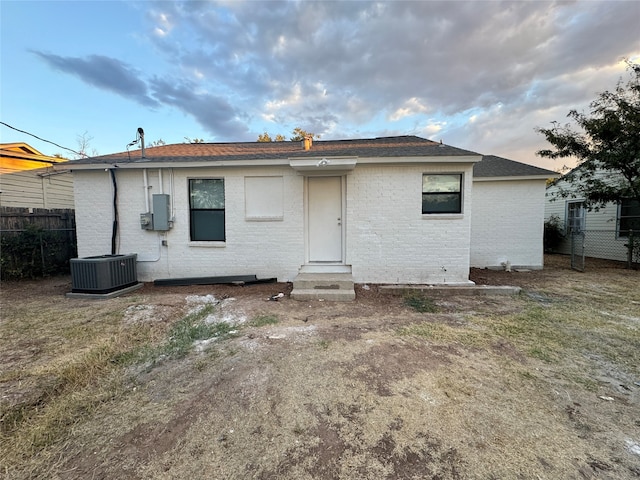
[1,0,638,170]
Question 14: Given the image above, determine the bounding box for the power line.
[0,121,85,157]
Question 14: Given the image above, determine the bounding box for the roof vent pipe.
[303,135,313,151]
[138,127,145,158]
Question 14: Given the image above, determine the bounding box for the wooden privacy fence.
[0,207,77,280]
[0,206,75,230]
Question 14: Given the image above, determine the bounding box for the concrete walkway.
[378,285,521,296]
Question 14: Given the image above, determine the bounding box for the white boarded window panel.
[245,176,284,220]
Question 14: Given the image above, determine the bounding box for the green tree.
[257,132,273,142]
[289,127,320,142]
[537,62,640,208]
[256,128,317,142]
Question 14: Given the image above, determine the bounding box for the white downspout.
[143,169,150,212]
[138,167,161,262]
[158,169,164,194]
[169,168,175,220]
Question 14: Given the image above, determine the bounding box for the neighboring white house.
[545,169,640,262]
[68,136,556,286]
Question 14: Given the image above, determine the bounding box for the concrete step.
[291,273,355,302]
[292,273,354,291]
[290,288,356,302]
[298,264,352,274]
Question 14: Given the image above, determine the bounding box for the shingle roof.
[474,155,557,178]
[68,136,557,179]
[1,142,64,164]
[69,135,481,165]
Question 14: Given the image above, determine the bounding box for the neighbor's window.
[618,198,640,237]
[189,179,225,241]
[422,174,462,214]
[566,201,585,233]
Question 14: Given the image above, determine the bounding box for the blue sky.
[1,0,638,170]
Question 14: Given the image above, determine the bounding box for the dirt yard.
[1,255,639,479]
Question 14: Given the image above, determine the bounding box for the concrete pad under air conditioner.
[66,283,144,299]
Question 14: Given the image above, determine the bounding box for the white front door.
[308,176,343,262]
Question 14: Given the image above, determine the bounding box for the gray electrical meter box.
[152,194,171,231]
[140,212,153,230]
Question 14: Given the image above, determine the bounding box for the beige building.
[0,143,74,209]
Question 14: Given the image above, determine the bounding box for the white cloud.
[264,83,303,112]
[272,35,288,56]
[389,97,430,121]
[41,0,638,161]
[150,10,173,38]
[423,121,447,136]
[260,113,276,123]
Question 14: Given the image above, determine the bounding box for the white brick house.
[471,155,558,270]
[69,136,555,287]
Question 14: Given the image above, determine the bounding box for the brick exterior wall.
[74,163,476,284]
[470,179,546,269]
[74,168,304,282]
[346,164,473,284]
[74,170,115,256]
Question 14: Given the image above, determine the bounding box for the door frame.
[304,174,346,265]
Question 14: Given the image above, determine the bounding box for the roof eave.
[473,174,559,182]
[357,154,482,164]
[68,158,294,170]
[0,151,63,165]
[68,154,483,170]
[0,143,46,156]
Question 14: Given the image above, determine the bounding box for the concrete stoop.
[290,273,356,302]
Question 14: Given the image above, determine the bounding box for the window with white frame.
[618,198,640,237]
[566,201,585,233]
[189,178,225,241]
[422,174,462,214]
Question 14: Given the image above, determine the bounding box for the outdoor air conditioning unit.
[70,254,138,294]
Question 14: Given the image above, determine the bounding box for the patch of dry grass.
[0,294,286,477]
[400,277,640,377]
[1,263,639,479]
[0,294,170,474]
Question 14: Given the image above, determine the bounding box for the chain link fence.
[568,229,639,272]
